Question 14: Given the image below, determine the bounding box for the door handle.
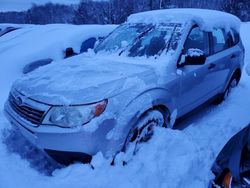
[231,54,237,59]
[208,63,216,70]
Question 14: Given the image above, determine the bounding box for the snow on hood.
[128,8,241,32]
[13,54,156,105]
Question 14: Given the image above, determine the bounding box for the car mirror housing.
[178,48,206,68]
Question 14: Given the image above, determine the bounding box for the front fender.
[107,88,177,150]
[125,87,177,123]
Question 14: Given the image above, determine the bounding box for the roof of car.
[127,8,241,31]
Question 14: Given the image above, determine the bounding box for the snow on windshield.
[95,23,183,58]
[128,23,182,57]
[95,24,152,54]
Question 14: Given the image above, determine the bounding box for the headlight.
[43,100,108,128]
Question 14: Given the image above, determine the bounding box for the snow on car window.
[212,28,227,53]
[129,23,182,57]
[94,24,152,54]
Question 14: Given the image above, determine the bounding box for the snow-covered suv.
[4,9,245,164]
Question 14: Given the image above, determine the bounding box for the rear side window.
[231,29,240,45]
[183,27,209,56]
[80,37,97,53]
[211,29,226,54]
[225,31,234,48]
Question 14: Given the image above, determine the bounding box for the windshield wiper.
[118,25,154,56]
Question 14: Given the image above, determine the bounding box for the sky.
[0,0,81,12]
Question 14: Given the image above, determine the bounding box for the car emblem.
[15,96,23,106]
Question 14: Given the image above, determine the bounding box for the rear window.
[211,29,227,54]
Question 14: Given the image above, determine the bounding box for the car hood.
[13,55,157,105]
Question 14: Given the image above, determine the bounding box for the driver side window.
[183,27,209,56]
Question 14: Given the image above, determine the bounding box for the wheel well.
[151,105,171,125]
[215,168,230,185]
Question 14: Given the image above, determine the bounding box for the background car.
[0,24,117,73]
[0,23,27,37]
[0,24,116,103]
[210,124,250,188]
[0,26,19,37]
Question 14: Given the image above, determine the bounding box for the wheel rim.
[125,110,166,156]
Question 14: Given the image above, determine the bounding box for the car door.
[177,26,214,116]
[206,28,233,95]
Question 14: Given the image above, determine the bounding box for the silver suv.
[4,9,245,164]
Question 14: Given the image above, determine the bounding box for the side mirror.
[178,48,206,68]
[65,47,77,58]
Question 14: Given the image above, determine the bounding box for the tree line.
[0,0,249,25]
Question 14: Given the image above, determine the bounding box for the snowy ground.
[0,22,250,188]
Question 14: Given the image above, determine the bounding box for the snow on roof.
[0,24,117,64]
[128,8,241,31]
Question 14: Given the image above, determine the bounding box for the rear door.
[207,28,236,95]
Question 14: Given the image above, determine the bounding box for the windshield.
[95,23,182,57]
[95,24,152,53]
[128,24,178,57]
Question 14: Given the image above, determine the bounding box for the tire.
[122,109,169,162]
[215,74,239,105]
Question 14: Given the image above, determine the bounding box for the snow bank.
[128,8,241,32]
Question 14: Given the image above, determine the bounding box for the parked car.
[210,125,250,188]
[22,37,101,74]
[0,24,117,74]
[4,9,245,164]
[0,26,20,38]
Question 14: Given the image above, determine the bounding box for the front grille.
[8,94,45,125]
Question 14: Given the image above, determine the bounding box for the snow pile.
[128,8,241,31]
[0,22,249,188]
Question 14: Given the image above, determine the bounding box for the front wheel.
[122,109,169,162]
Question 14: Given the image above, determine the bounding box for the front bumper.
[4,99,119,159]
[45,149,92,165]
